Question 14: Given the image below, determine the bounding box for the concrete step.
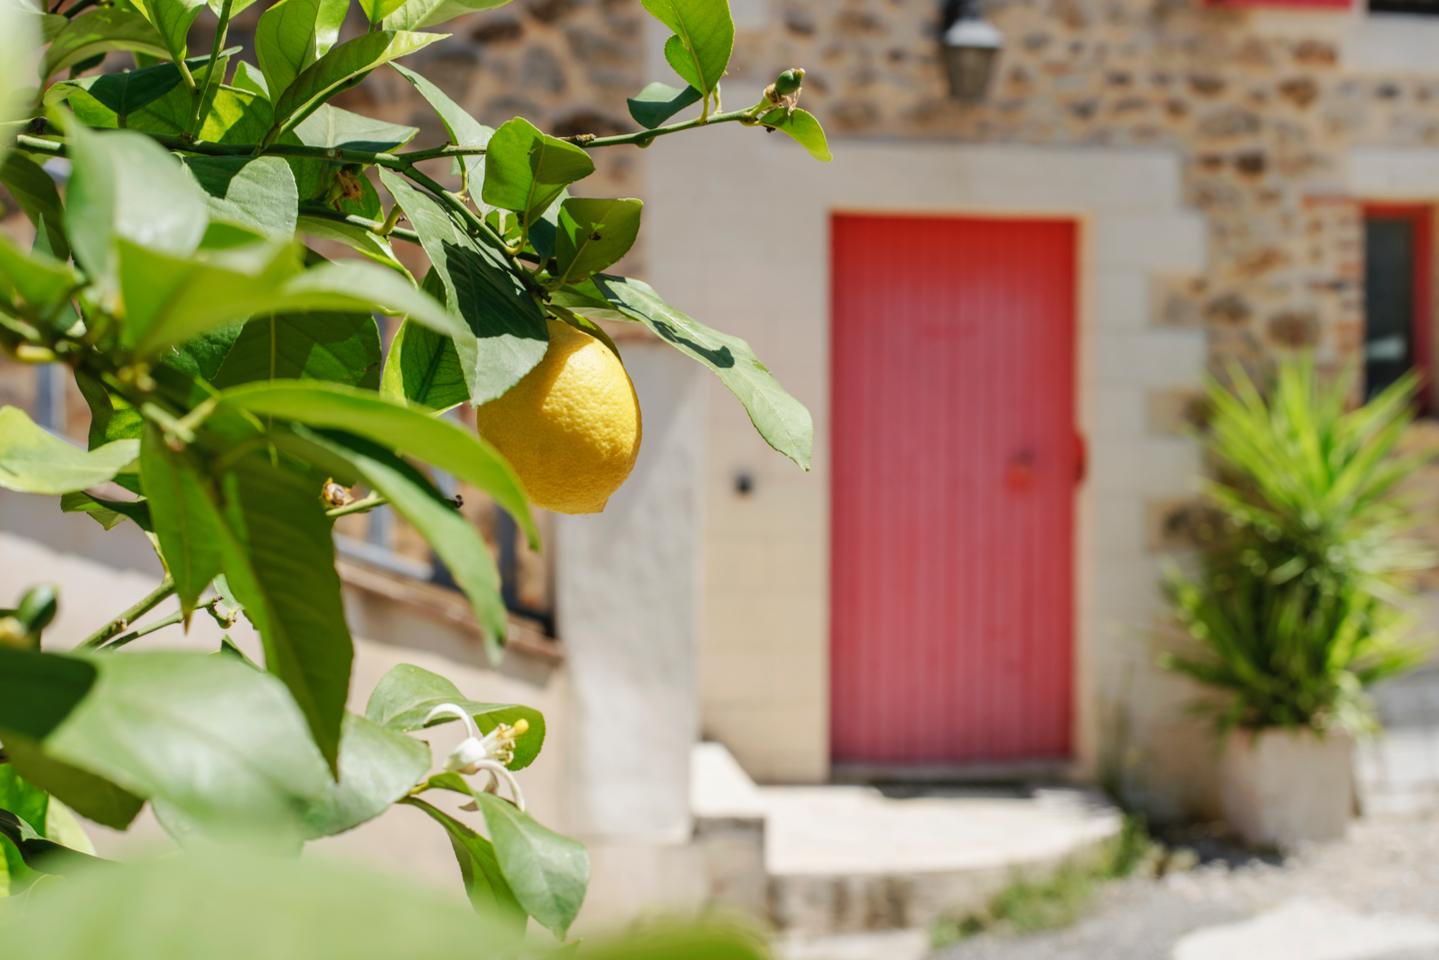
[761,784,1123,936]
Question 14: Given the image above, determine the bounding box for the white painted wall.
[643,132,1215,813]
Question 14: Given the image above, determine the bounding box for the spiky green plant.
[1163,360,1434,735]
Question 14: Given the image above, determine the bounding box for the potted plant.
[1164,359,1432,850]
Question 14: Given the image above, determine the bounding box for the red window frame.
[1363,203,1433,409]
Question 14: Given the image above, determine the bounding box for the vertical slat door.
[830,214,1078,768]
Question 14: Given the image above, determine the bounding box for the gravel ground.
[935,814,1439,960]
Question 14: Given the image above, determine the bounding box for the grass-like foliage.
[1163,359,1433,735]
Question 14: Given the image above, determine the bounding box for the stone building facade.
[342,0,1439,819]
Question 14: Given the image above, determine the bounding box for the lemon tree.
[0,0,826,948]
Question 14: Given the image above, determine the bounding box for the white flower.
[424,703,529,812]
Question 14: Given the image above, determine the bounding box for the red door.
[830,214,1078,768]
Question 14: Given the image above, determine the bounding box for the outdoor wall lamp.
[941,0,1003,103]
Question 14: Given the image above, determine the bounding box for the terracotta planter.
[1221,728,1354,851]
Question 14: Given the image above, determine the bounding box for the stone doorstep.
[689,744,1125,937]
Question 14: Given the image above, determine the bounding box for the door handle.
[1006,450,1036,492]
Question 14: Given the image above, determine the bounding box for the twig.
[327,495,388,519]
[99,598,224,651]
[80,578,176,648]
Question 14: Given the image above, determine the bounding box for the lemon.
[475,318,642,515]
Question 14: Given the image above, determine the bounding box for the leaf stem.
[99,598,224,651]
[188,0,235,139]
[81,577,176,648]
[326,494,387,519]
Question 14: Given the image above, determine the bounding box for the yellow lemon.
[475,318,642,515]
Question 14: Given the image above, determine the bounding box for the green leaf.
[364,663,545,770]
[268,30,443,139]
[298,714,430,839]
[292,103,419,152]
[255,0,349,99]
[380,168,548,403]
[0,810,100,881]
[640,0,733,100]
[627,80,702,128]
[64,75,274,146]
[277,428,510,660]
[216,380,538,547]
[0,153,70,260]
[403,797,525,928]
[759,107,831,162]
[63,125,208,283]
[0,648,330,833]
[115,240,462,357]
[471,792,589,938]
[359,0,408,24]
[592,275,813,468]
[2,737,144,831]
[0,233,80,322]
[139,425,225,619]
[43,8,169,79]
[554,197,642,285]
[210,455,353,774]
[60,491,154,532]
[480,117,595,229]
[380,0,508,31]
[136,0,206,66]
[391,63,491,193]
[380,318,469,412]
[231,60,270,98]
[0,848,530,959]
[183,156,299,240]
[211,313,383,389]
[0,408,138,495]
[296,215,410,275]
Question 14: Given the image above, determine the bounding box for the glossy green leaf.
[759,107,831,162]
[554,197,642,285]
[0,848,528,960]
[255,0,349,99]
[0,408,138,495]
[184,156,299,240]
[277,428,510,660]
[231,60,270,98]
[592,275,813,468]
[641,0,733,100]
[627,80,702,128]
[380,169,548,403]
[292,103,419,152]
[116,240,462,357]
[0,648,330,833]
[359,0,408,24]
[268,30,443,139]
[210,455,353,774]
[364,663,545,770]
[0,809,100,882]
[403,797,525,929]
[298,714,430,839]
[211,313,382,389]
[380,318,469,412]
[0,153,70,260]
[480,117,595,229]
[0,0,38,168]
[64,125,208,283]
[296,215,410,275]
[216,380,538,547]
[2,737,144,831]
[472,791,588,938]
[60,491,154,532]
[139,425,225,619]
[64,75,273,146]
[391,63,491,192]
[0,233,79,321]
[43,9,168,79]
[136,0,206,65]
[381,0,508,31]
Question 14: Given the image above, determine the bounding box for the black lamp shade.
[942,13,1002,102]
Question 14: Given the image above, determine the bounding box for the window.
[1369,0,1439,14]
[1363,205,1432,405]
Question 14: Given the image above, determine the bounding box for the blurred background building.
[9,0,1439,941]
